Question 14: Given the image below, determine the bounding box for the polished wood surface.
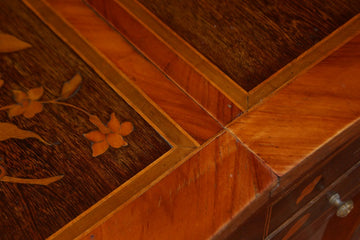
[282,214,311,240]
[1,0,360,239]
[0,0,171,238]
[291,212,333,240]
[25,0,197,148]
[85,0,244,120]
[43,0,227,144]
[80,131,276,240]
[0,0,203,239]
[230,33,360,176]
[296,176,322,205]
[85,0,360,110]
[85,0,249,111]
[216,203,272,240]
[218,129,360,240]
[248,13,360,108]
[138,0,359,91]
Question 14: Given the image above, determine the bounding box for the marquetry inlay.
[0,0,171,239]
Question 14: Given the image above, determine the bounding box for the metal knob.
[328,193,354,218]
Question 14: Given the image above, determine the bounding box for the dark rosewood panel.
[137,0,360,91]
[0,0,171,239]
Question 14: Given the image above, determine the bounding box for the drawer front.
[269,135,360,233]
[267,161,360,240]
[221,204,270,240]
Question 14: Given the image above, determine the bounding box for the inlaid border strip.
[112,0,248,111]
[22,0,198,239]
[24,0,198,148]
[105,0,360,110]
[249,13,360,108]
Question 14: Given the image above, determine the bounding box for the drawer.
[220,203,270,240]
[267,160,360,240]
[269,134,360,233]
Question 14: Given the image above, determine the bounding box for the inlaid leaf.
[23,101,43,119]
[0,33,31,53]
[0,122,50,145]
[0,79,3,88]
[28,86,44,100]
[60,73,82,99]
[13,90,27,103]
[106,133,127,148]
[91,141,109,157]
[108,113,121,132]
[119,122,134,136]
[84,130,105,142]
[8,105,25,118]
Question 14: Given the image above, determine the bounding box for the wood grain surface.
[248,13,360,108]
[84,0,247,113]
[282,214,310,240]
[26,0,197,148]
[44,0,229,144]
[296,176,322,205]
[215,202,272,240]
[137,0,360,91]
[230,33,360,176]
[0,0,173,239]
[291,212,333,240]
[84,0,360,111]
[4,0,359,239]
[79,131,276,240]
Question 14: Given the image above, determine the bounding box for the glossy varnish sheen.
[137,0,360,91]
[84,0,246,115]
[0,0,171,239]
[45,0,230,144]
[230,33,360,176]
[81,131,276,240]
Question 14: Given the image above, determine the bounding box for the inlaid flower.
[84,113,134,157]
[8,87,44,118]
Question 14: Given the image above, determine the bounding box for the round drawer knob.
[328,193,354,218]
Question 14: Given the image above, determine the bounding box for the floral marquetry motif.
[0,0,172,239]
[85,113,134,157]
[0,34,135,183]
[9,86,44,118]
[0,32,32,53]
[1,70,134,159]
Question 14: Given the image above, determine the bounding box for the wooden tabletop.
[137,0,360,91]
[0,0,359,239]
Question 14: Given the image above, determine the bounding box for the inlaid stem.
[42,100,91,116]
[1,175,63,185]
